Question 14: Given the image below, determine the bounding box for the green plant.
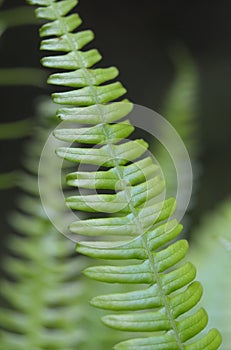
[189,199,231,350]
[153,48,200,232]
[26,0,222,349]
[155,48,199,199]
[0,101,124,349]
[0,5,122,347]
[0,110,80,349]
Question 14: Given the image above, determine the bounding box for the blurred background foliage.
[0,0,47,253]
[0,0,231,347]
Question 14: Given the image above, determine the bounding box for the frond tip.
[28,0,222,348]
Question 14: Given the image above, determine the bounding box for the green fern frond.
[163,48,199,154]
[28,0,222,348]
[155,48,199,199]
[189,199,231,349]
[153,49,200,232]
[0,113,82,349]
[0,101,124,349]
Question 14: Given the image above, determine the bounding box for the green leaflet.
[91,262,197,310]
[66,157,158,189]
[54,120,134,144]
[28,0,222,349]
[56,139,148,166]
[113,329,222,350]
[77,219,183,259]
[49,66,119,87]
[84,240,188,283]
[70,198,175,236]
[57,101,133,123]
[66,176,165,213]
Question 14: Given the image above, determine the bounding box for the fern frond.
[155,48,199,199]
[0,113,82,349]
[154,49,200,231]
[163,49,199,155]
[0,100,124,349]
[190,199,231,349]
[29,1,222,348]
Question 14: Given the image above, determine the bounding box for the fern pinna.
[28,0,222,349]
